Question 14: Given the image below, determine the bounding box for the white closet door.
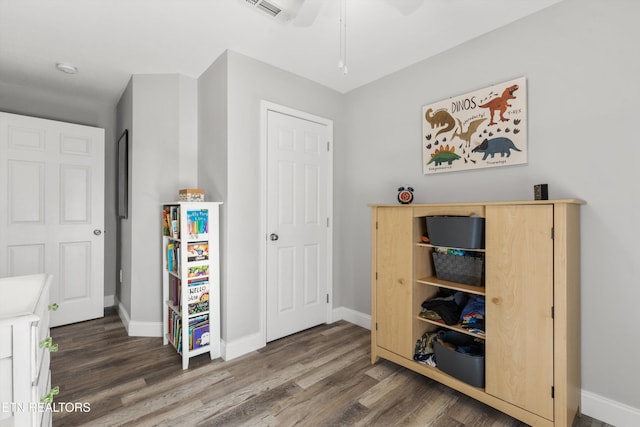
[266,109,330,341]
[0,112,105,326]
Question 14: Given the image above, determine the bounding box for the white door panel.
[0,112,105,326]
[266,109,330,341]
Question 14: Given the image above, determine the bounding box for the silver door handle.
[93,229,102,236]
[269,233,279,241]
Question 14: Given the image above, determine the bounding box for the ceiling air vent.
[245,0,283,18]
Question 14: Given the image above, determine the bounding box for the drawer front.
[31,324,40,384]
[33,281,51,330]
[34,371,52,427]
[36,284,51,346]
[38,309,50,348]
[34,324,54,384]
[33,357,51,406]
[37,348,51,393]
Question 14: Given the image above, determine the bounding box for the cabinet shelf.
[416,316,485,340]
[416,276,485,296]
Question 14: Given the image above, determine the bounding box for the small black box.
[534,184,548,200]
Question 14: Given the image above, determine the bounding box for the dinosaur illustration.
[453,118,487,147]
[479,84,519,125]
[472,137,521,160]
[427,145,460,166]
[425,108,456,137]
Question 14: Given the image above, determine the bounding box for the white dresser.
[0,274,55,427]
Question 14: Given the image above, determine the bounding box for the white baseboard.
[221,307,371,361]
[332,306,371,330]
[127,320,162,337]
[116,299,130,331]
[115,299,162,337]
[104,294,115,307]
[222,332,264,361]
[582,390,640,427]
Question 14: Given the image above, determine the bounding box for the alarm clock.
[397,186,414,204]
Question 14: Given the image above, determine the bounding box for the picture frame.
[422,76,527,174]
[117,129,129,219]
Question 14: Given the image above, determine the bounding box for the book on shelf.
[168,307,211,352]
[187,265,208,279]
[186,209,209,239]
[162,205,181,239]
[167,243,174,272]
[192,322,210,350]
[187,242,209,262]
[187,279,209,315]
[169,276,181,306]
[168,308,183,352]
[162,206,171,236]
[189,314,209,350]
[166,242,181,273]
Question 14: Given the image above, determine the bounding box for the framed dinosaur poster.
[422,76,527,174]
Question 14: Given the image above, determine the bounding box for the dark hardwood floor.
[50,308,610,427]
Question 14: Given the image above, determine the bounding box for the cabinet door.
[485,205,554,420]
[374,207,413,359]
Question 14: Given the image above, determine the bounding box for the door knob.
[269,233,279,241]
[93,229,102,236]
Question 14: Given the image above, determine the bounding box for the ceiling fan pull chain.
[338,0,348,74]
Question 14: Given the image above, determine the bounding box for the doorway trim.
[259,100,334,346]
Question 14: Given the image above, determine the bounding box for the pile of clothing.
[414,290,485,364]
[419,289,485,333]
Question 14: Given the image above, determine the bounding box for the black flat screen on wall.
[118,129,129,219]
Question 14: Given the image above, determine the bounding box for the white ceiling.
[0,0,562,105]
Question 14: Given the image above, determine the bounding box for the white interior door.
[266,109,331,342]
[0,112,105,327]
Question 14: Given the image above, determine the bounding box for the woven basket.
[432,252,484,286]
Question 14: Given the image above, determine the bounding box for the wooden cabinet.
[0,274,56,427]
[485,204,554,419]
[372,207,413,359]
[370,200,583,427]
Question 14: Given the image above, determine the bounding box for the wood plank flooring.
[50,308,610,427]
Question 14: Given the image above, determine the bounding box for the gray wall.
[198,52,229,335]
[198,50,345,343]
[116,79,133,314]
[116,74,198,327]
[340,0,640,410]
[0,80,118,303]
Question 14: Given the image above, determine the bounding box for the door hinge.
[375,272,378,280]
[551,227,554,240]
[327,217,330,227]
[551,386,555,398]
[327,141,330,152]
[376,221,378,230]
[375,322,378,331]
[551,306,554,319]
[326,294,329,304]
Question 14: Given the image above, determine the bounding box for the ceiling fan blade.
[384,0,424,16]
[292,0,324,27]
